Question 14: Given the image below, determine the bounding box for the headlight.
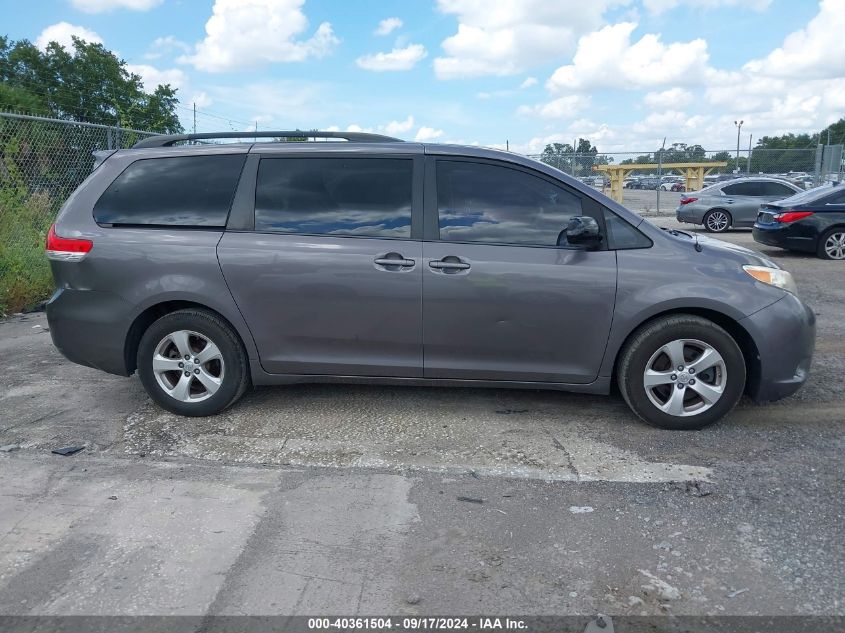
[743,265,798,295]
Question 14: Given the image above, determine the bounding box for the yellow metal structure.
[593,162,728,204]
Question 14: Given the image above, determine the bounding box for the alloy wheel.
[152,330,225,402]
[823,231,845,260]
[643,339,727,417]
[706,211,729,232]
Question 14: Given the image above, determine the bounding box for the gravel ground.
[0,220,842,621]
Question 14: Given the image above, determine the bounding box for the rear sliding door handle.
[429,260,470,270]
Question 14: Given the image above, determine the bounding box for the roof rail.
[132,130,403,149]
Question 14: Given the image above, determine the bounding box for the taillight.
[679,196,698,205]
[45,224,93,262]
[773,211,814,224]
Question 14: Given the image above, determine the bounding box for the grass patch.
[0,188,55,316]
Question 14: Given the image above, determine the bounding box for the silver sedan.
[676,177,801,232]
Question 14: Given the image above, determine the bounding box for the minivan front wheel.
[617,315,745,430]
[137,309,250,416]
[703,209,731,233]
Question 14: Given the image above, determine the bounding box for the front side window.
[94,154,245,227]
[254,158,413,238]
[436,160,582,246]
[761,182,798,197]
[603,208,652,249]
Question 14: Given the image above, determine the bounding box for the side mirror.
[558,216,603,249]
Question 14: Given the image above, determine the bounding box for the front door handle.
[375,257,415,266]
[429,258,470,271]
[374,253,415,269]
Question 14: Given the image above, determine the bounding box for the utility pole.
[734,120,743,173]
[193,102,196,135]
[656,136,666,214]
[747,134,753,174]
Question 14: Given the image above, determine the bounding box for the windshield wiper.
[661,227,702,251]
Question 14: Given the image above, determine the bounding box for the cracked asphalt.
[0,220,842,619]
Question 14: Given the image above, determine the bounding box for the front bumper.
[740,292,816,402]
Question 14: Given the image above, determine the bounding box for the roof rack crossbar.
[132,130,403,149]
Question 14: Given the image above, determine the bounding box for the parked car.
[753,184,845,260]
[45,131,815,430]
[670,182,686,192]
[676,177,802,232]
[631,177,660,190]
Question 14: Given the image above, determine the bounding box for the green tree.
[0,34,182,133]
[821,118,845,145]
[540,142,574,172]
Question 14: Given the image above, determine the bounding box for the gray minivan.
[45,132,815,430]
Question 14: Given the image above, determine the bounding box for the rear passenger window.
[254,158,413,238]
[94,155,245,227]
[722,182,762,196]
[436,160,582,246]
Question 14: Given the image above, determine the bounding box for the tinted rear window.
[254,158,413,238]
[722,181,762,196]
[94,155,245,227]
[774,184,841,206]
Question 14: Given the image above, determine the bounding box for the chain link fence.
[2,110,842,314]
[0,111,158,314]
[527,147,842,215]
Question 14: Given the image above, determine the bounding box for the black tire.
[617,315,746,430]
[703,209,732,233]
[137,309,250,416]
[816,227,845,260]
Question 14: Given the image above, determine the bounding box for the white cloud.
[356,44,427,71]
[180,0,339,72]
[643,87,694,109]
[644,0,771,14]
[415,126,445,142]
[433,0,627,79]
[35,22,103,51]
[189,91,213,109]
[126,64,187,91]
[70,0,162,13]
[520,77,538,89]
[206,81,327,128]
[546,22,709,92]
[383,116,415,136]
[517,95,591,119]
[144,35,190,60]
[698,0,845,139]
[742,0,845,80]
[375,17,403,36]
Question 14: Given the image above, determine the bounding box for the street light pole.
[734,120,744,174]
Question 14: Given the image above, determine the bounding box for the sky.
[2,0,843,154]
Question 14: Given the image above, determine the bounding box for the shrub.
[0,188,54,315]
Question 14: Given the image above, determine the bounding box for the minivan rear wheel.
[137,309,250,416]
[703,209,731,233]
[617,315,745,430]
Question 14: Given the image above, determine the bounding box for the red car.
[671,182,686,192]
